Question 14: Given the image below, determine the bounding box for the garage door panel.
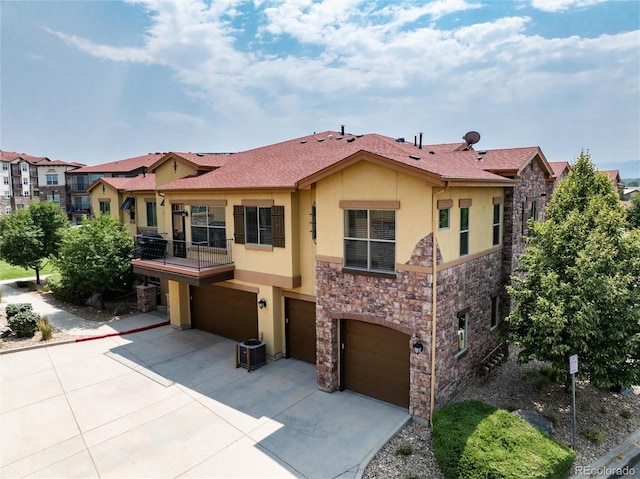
[192,285,258,342]
[286,299,316,364]
[343,320,409,408]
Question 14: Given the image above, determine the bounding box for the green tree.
[627,194,640,229]
[0,201,69,284]
[53,215,134,309]
[507,151,640,389]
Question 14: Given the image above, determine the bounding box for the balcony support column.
[168,280,191,330]
[136,284,157,312]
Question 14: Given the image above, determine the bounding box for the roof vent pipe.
[341,125,345,136]
[419,132,423,150]
[414,136,417,147]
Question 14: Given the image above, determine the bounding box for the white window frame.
[457,310,469,355]
[491,295,500,330]
[344,209,396,273]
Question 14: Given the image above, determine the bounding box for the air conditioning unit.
[458,329,466,351]
[237,339,267,371]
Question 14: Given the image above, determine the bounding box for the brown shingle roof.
[88,174,156,193]
[158,132,530,191]
[72,153,164,173]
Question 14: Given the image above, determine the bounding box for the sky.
[1,0,639,178]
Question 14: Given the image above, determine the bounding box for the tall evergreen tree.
[507,151,640,389]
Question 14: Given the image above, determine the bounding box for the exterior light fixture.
[258,298,267,309]
[413,337,424,355]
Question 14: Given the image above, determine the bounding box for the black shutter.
[272,205,285,248]
[234,205,245,244]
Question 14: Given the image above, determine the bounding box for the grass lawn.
[0,260,57,281]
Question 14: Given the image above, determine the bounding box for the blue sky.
[1,0,639,177]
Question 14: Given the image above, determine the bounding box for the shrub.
[37,315,53,341]
[433,400,575,479]
[6,303,33,319]
[395,443,414,456]
[47,273,91,305]
[16,280,37,291]
[620,410,632,420]
[8,310,39,338]
[581,427,603,444]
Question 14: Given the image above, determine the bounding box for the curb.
[571,428,640,478]
[0,321,170,354]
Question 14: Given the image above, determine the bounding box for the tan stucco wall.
[435,187,503,262]
[315,160,432,264]
[154,158,198,187]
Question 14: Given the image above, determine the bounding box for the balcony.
[131,235,234,286]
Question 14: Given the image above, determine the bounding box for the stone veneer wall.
[502,160,549,314]
[433,249,504,407]
[315,234,504,419]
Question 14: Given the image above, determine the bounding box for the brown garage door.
[341,320,409,408]
[285,298,316,364]
[192,285,258,342]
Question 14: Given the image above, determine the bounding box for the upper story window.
[71,175,89,192]
[91,174,104,183]
[191,205,226,247]
[3,177,8,185]
[522,198,537,236]
[344,209,396,273]
[492,203,501,246]
[233,203,285,248]
[437,199,453,230]
[2,163,8,171]
[246,206,272,245]
[46,174,59,186]
[99,200,110,215]
[22,177,29,185]
[146,201,157,227]
[21,163,28,172]
[460,205,470,256]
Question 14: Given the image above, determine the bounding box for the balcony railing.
[133,234,233,270]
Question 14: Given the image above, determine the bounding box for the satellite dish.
[463,131,481,145]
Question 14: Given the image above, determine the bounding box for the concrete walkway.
[0,282,410,478]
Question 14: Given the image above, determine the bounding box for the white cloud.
[43,0,638,156]
[530,0,608,13]
[147,111,210,128]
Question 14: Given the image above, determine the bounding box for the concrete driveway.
[1,325,409,478]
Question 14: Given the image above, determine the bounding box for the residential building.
[117,130,560,420]
[66,153,164,224]
[0,151,82,215]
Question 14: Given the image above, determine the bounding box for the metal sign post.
[569,354,578,450]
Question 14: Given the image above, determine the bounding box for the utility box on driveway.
[236,339,267,371]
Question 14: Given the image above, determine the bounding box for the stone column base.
[136,284,157,312]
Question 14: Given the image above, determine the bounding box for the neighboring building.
[122,130,558,420]
[66,153,164,224]
[0,150,82,215]
[602,169,625,196]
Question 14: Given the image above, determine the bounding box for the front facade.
[118,130,566,421]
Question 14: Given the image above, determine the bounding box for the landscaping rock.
[113,303,129,315]
[512,409,554,435]
[0,325,12,337]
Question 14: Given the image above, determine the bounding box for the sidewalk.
[0,279,168,343]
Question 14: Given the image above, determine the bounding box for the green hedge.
[433,400,575,479]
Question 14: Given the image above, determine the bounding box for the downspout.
[430,181,450,425]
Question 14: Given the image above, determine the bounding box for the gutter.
[430,181,450,425]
